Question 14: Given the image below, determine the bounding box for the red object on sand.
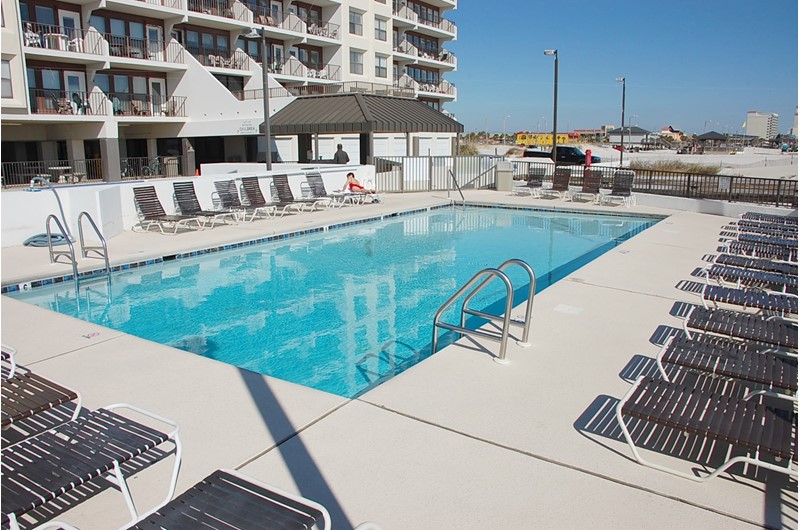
[585,149,592,167]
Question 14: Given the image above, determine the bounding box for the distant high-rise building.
[792,107,798,137]
[746,111,779,139]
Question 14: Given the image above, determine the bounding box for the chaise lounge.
[615,376,796,482]
[133,186,203,234]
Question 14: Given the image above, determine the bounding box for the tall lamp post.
[615,77,625,167]
[503,115,510,144]
[628,114,638,151]
[243,27,272,170]
[544,49,558,163]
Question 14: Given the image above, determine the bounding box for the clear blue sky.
[446,0,798,137]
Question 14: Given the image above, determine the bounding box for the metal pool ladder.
[432,259,536,364]
[46,212,111,292]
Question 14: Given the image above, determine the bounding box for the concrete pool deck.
[1,190,796,529]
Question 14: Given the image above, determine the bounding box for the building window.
[374,17,387,41]
[375,55,387,78]
[349,10,362,35]
[350,49,363,75]
[1,60,12,98]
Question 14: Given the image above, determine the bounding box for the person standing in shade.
[333,144,350,164]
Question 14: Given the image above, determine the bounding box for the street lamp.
[243,28,272,170]
[615,76,625,167]
[628,114,638,151]
[544,49,558,163]
[503,115,510,144]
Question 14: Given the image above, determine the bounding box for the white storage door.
[417,137,433,156]
[433,137,451,156]
[373,136,390,157]
[340,137,359,163]
[392,137,407,156]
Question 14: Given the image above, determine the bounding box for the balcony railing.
[121,155,187,179]
[391,1,457,34]
[188,0,249,21]
[253,8,339,39]
[188,47,249,69]
[232,81,415,100]
[1,158,103,188]
[105,34,184,63]
[29,89,107,116]
[263,57,341,81]
[395,41,456,65]
[111,93,186,117]
[135,0,182,8]
[22,22,104,55]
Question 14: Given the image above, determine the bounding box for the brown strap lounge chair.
[241,176,285,217]
[173,181,238,227]
[1,404,181,529]
[683,306,798,351]
[615,376,796,482]
[540,167,573,201]
[271,174,317,212]
[600,170,635,207]
[741,211,798,226]
[721,240,798,262]
[304,172,339,209]
[572,169,602,203]
[701,284,798,317]
[133,186,203,234]
[125,469,331,529]
[213,179,273,221]
[656,334,797,393]
[1,345,82,439]
[703,263,798,294]
[714,253,798,277]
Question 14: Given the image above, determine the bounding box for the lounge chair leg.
[112,459,139,520]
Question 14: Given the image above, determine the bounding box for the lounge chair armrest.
[104,402,181,438]
[1,343,18,379]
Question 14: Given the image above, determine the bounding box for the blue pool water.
[8,206,658,397]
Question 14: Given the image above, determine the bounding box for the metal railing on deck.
[21,22,104,54]
[111,94,186,117]
[374,156,500,192]
[29,89,107,116]
[508,159,798,208]
[2,159,103,188]
[121,155,186,179]
[106,34,183,63]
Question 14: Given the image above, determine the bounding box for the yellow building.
[515,132,570,146]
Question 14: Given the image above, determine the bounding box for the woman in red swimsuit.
[343,172,375,194]
[342,172,380,203]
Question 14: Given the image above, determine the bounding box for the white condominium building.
[745,111,779,140]
[0,0,457,185]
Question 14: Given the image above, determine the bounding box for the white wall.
[0,165,377,247]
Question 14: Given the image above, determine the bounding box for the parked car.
[523,146,601,165]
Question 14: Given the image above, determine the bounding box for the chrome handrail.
[461,259,536,347]
[432,268,514,363]
[46,214,79,293]
[78,211,111,286]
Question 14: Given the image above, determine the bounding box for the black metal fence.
[1,159,104,187]
[508,159,797,208]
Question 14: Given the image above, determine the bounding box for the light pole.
[628,114,638,151]
[544,49,558,163]
[615,76,625,167]
[503,115,510,144]
[243,27,272,170]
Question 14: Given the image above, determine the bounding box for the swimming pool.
[7,206,659,397]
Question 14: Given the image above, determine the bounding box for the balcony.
[267,57,341,81]
[188,0,249,21]
[391,1,457,36]
[394,41,456,67]
[22,22,104,55]
[231,81,414,100]
[106,34,185,63]
[29,89,107,116]
[396,75,456,98]
[254,8,340,40]
[188,47,250,70]
[110,93,186,117]
[132,0,182,8]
